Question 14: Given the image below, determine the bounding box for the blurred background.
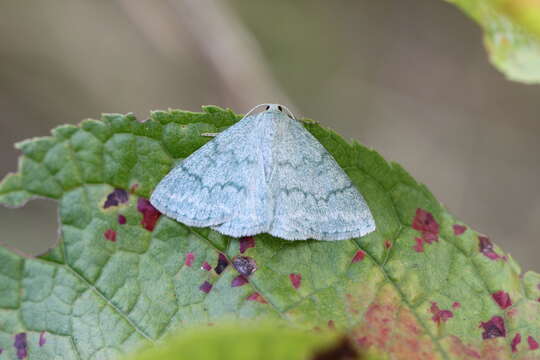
[0,0,538,271]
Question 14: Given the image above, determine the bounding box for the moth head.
[264,104,295,119]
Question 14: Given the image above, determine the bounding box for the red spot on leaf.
[352,296,436,358]
[39,332,46,347]
[104,229,116,242]
[492,291,512,310]
[231,275,248,287]
[452,302,460,309]
[185,253,195,267]
[384,240,392,249]
[289,273,302,289]
[201,261,212,271]
[14,333,27,359]
[137,198,161,231]
[413,237,424,253]
[239,237,255,253]
[430,302,453,325]
[478,236,502,260]
[247,292,267,304]
[511,333,521,353]
[232,256,257,277]
[129,183,139,193]
[480,316,506,339]
[355,336,370,348]
[352,250,365,263]
[529,336,539,350]
[412,208,440,244]
[327,320,335,329]
[118,215,127,225]
[199,281,212,293]
[423,232,438,245]
[453,224,467,235]
[214,253,229,274]
[103,188,129,208]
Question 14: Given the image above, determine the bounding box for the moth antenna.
[242,104,270,119]
[279,105,296,120]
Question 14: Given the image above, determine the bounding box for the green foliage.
[500,0,540,37]
[448,0,540,83]
[1,106,540,359]
[123,322,359,360]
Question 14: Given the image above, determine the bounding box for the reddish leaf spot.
[430,302,453,325]
[492,291,512,310]
[423,232,438,244]
[507,308,518,318]
[130,183,139,193]
[511,333,521,353]
[137,198,161,231]
[104,229,117,242]
[185,253,195,267]
[118,214,127,225]
[384,240,392,249]
[453,224,467,235]
[355,336,369,348]
[478,236,502,260]
[239,237,255,254]
[480,316,506,339]
[537,297,540,303]
[14,332,27,359]
[214,253,229,275]
[201,261,212,271]
[412,208,440,244]
[529,336,539,351]
[351,250,365,263]
[452,302,461,309]
[327,320,335,329]
[232,256,257,277]
[289,273,302,289]
[103,188,129,208]
[413,237,424,253]
[247,292,267,304]
[199,281,212,293]
[39,331,46,347]
[231,275,248,287]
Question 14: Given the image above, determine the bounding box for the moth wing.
[268,119,376,240]
[150,115,265,227]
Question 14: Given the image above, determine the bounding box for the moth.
[150,104,376,241]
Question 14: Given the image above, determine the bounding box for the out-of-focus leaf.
[500,0,540,37]
[0,106,539,359]
[123,322,365,360]
[448,0,540,83]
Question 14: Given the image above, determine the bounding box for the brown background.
[0,0,538,271]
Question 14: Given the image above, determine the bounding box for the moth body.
[150,104,376,241]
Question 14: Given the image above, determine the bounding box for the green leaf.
[1,106,539,359]
[448,0,540,83]
[122,322,366,360]
[499,0,540,37]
